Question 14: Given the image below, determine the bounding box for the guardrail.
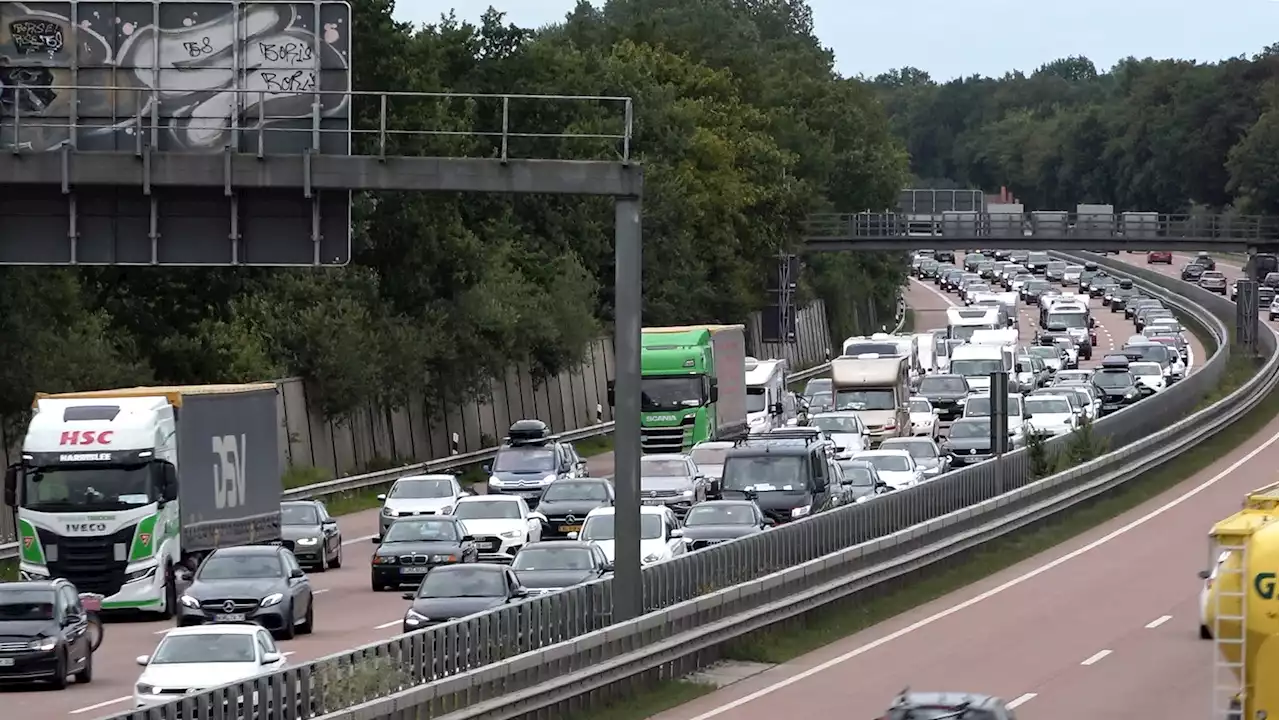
[95,266,1274,720]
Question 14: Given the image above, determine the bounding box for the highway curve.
[1132,251,1279,331]
[644,258,1264,720]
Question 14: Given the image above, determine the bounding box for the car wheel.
[331,542,343,569]
[278,605,297,640]
[74,648,93,684]
[371,576,386,592]
[50,651,68,690]
[298,601,315,635]
[316,549,329,573]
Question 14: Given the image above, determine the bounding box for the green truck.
[617,325,749,454]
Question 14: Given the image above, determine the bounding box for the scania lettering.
[2,384,283,618]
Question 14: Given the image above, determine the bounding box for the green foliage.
[0,0,912,428]
[1024,428,1054,480]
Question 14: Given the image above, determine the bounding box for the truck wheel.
[331,544,343,569]
[1199,624,1212,640]
[158,565,177,621]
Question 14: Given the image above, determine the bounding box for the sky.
[392,0,1279,80]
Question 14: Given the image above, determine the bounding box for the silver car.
[377,474,470,540]
[639,454,709,518]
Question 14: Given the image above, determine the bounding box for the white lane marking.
[69,697,131,714]
[1006,693,1037,709]
[1145,614,1172,629]
[1080,649,1112,666]
[314,588,330,595]
[344,534,377,546]
[911,278,958,308]
[283,651,296,657]
[681,432,1280,720]
[374,618,402,630]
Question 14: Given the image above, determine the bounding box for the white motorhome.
[829,356,911,446]
[946,306,1002,342]
[842,333,921,380]
[744,357,792,433]
[913,333,938,374]
[969,328,1019,349]
[949,343,1011,393]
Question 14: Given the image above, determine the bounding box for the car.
[571,505,686,566]
[879,436,950,478]
[640,453,710,517]
[1271,299,1279,321]
[906,397,940,438]
[134,624,286,708]
[915,374,971,422]
[0,579,94,688]
[1147,250,1173,264]
[835,459,891,503]
[376,474,470,541]
[881,690,1019,719]
[1128,360,1166,394]
[845,450,923,490]
[370,515,478,591]
[1033,384,1093,422]
[1193,251,1216,271]
[1091,355,1142,416]
[1023,394,1078,437]
[1198,549,1233,640]
[450,495,547,563]
[689,440,734,493]
[807,411,871,457]
[1026,344,1063,374]
[679,500,773,551]
[961,393,1030,447]
[279,500,343,571]
[941,417,1003,465]
[484,419,588,505]
[177,545,314,639]
[1180,262,1207,281]
[401,564,529,633]
[1061,264,1084,286]
[1198,270,1228,294]
[511,541,613,595]
[533,477,615,539]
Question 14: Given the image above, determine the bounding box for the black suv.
[916,374,971,422]
[1092,355,1142,416]
[719,431,840,525]
[0,579,94,688]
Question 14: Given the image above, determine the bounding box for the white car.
[907,397,939,438]
[376,474,470,540]
[1129,361,1166,393]
[451,495,546,562]
[1052,369,1092,385]
[847,450,924,490]
[1271,299,1278,321]
[1027,346,1063,374]
[134,624,286,708]
[1024,394,1078,437]
[1199,550,1233,639]
[572,506,686,566]
[808,411,871,457]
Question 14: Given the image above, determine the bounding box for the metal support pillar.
[1235,280,1259,356]
[612,196,643,622]
[989,372,1010,455]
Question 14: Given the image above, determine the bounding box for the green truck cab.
[609,325,749,454]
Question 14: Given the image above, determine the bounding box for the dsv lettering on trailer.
[212,435,248,510]
[59,430,114,446]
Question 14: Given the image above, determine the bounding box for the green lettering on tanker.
[18,518,45,565]
[128,513,159,562]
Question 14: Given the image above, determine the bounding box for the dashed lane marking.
[70,697,131,714]
[1007,693,1038,709]
[1145,615,1172,629]
[374,618,402,630]
[1080,649,1112,666]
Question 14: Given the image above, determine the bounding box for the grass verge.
[722,384,1277,664]
[563,680,716,720]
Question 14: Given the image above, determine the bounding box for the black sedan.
[511,541,612,595]
[1180,263,1206,281]
[535,478,615,539]
[679,500,772,551]
[940,418,998,466]
[371,516,478,591]
[176,545,315,640]
[279,500,343,571]
[401,564,528,632]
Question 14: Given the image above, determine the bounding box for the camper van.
[744,357,792,433]
[946,306,1002,342]
[949,343,1012,393]
[829,355,911,447]
[842,333,921,380]
[913,332,939,374]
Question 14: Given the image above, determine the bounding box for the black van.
[719,433,839,525]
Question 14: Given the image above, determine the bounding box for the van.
[946,306,1002,342]
[744,357,792,433]
[949,343,1011,393]
[829,356,910,447]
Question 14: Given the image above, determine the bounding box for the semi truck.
[2,384,283,618]
[1203,483,1278,720]
[619,325,748,454]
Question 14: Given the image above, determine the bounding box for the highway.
[646,252,1272,720]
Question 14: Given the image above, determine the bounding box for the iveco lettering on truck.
[828,356,910,447]
[610,325,748,454]
[2,384,283,618]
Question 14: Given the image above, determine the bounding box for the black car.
[511,541,612,594]
[401,564,528,633]
[1022,280,1051,304]
[0,579,93,688]
[933,250,956,264]
[1092,355,1142,416]
[1093,280,1117,300]
[940,417,999,466]
[679,500,772,551]
[535,477,615,538]
[371,516,478,591]
[719,435,839,525]
[1026,252,1050,274]
[1180,262,1206,281]
[1193,251,1216,271]
[1109,286,1137,312]
[177,545,315,639]
[279,500,343,571]
[916,374,971,422]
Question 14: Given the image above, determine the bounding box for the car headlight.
[541,474,556,485]
[487,476,504,486]
[28,637,56,651]
[440,505,453,515]
[681,489,695,497]
[404,608,428,625]
[430,554,457,563]
[1125,389,1139,399]
[179,594,200,609]
[260,592,284,608]
[296,537,320,546]
[382,507,397,517]
[136,683,157,695]
[790,505,811,519]
[500,530,523,539]
[642,553,662,564]
[372,554,397,564]
[855,495,870,504]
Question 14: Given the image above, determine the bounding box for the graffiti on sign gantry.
[0,1,351,152]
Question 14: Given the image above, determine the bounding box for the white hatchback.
[135,624,286,708]
[846,450,923,490]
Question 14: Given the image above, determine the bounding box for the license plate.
[214,613,246,622]
[400,567,429,574]
[478,542,497,550]
[0,658,13,667]
[642,498,667,505]
[559,525,581,533]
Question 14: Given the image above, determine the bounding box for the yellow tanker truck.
[1203,482,1277,720]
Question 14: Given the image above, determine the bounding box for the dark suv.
[1092,355,1142,416]
[719,432,840,525]
[0,579,94,688]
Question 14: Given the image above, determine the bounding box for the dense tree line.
[0,0,909,431]
[872,47,1278,214]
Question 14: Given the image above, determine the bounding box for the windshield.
[1047,262,1066,271]
[641,458,691,477]
[1026,397,1071,414]
[909,400,933,414]
[857,454,911,472]
[416,567,505,598]
[385,518,460,542]
[837,464,875,486]
[1093,372,1133,389]
[964,396,1022,417]
[684,504,756,526]
[833,389,896,411]
[746,387,767,413]
[722,456,807,493]
[542,481,609,502]
[581,514,663,541]
[151,634,256,664]
[21,463,155,512]
[949,325,988,341]
[844,343,899,356]
[1028,253,1049,263]
[919,376,968,394]
[492,447,555,473]
[390,478,455,498]
[1065,265,1083,274]
[197,554,283,580]
[641,375,705,411]
[808,392,834,411]
[1049,312,1087,328]
[281,504,318,525]
[1125,345,1168,365]
[1130,363,1162,377]
[881,440,935,459]
[950,420,991,439]
[950,359,1004,376]
[454,500,521,520]
[810,415,863,434]
[690,446,730,467]
[0,590,55,621]
[512,546,595,570]
[1028,347,1059,359]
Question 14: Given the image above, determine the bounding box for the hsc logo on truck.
[60,430,114,446]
